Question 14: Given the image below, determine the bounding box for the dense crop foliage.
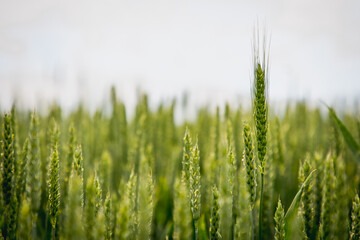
[0,90,359,240]
[1,43,360,240]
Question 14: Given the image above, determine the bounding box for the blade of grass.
[284,169,316,238]
[328,107,360,159]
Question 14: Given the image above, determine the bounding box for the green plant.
[321,153,336,239]
[190,142,201,240]
[62,124,75,208]
[252,33,269,239]
[173,178,192,240]
[243,121,256,240]
[85,174,96,240]
[298,156,312,239]
[29,112,41,218]
[182,127,192,188]
[243,122,257,210]
[328,107,360,160]
[104,193,112,240]
[351,194,360,240]
[274,199,285,240]
[48,122,60,236]
[73,145,84,209]
[1,113,17,239]
[210,185,221,240]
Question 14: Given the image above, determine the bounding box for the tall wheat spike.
[299,156,313,239]
[274,199,285,240]
[321,153,336,239]
[73,145,84,209]
[351,194,360,240]
[64,173,84,240]
[29,112,41,219]
[182,127,192,188]
[190,142,201,240]
[15,138,30,234]
[62,124,75,207]
[104,193,112,240]
[48,121,60,234]
[85,174,96,240]
[1,113,17,239]
[210,185,221,240]
[243,122,256,240]
[252,28,269,240]
[173,178,192,240]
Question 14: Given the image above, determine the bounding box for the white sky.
[0,0,360,113]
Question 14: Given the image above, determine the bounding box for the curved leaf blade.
[285,169,316,221]
[328,107,360,159]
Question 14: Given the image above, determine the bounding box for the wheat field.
[1,41,360,240]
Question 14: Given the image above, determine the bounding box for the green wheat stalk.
[29,112,41,217]
[85,174,96,240]
[48,121,60,236]
[210,185,221,240]
[311,152,323,239]
[99,150,112,198]
[336,156,349,238]
[62,124,75,208]
[274,199,285,240]
[15,138,30,235]
[1,113,17,239]
[127,169,138,238]
[182,127,192,188]
[73,145,84,209]
[64,173,84,239]
[321,153,336,239]
[252,28,269,240]
[190,141,201,240]
[298,156,313,239]
[351,194,360,240]
[138,169,154,240]
[243,122,257,240]
[94,172,102,216]
[104,193,112,240]
[173,178,192,240]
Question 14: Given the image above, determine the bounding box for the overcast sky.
[0,0,360,113]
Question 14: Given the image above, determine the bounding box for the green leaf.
[284,169,316,224]
[328,107,360,159]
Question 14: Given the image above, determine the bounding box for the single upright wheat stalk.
[210,185,221,240]
[85,174,96,240]
[62,124,75,206]
[2,114,14,207]
[104,193,112,240]
[138,169,154,240]
[1,113,17,239]
[64,172,84,239]
[29,112,41,217]
[94,172,102,216]
[16,138,30,214]
[351,194,360,240]
[182,127,192,188]
[48,122,60,235]
[243,122,256,240]
[173,178,192,240]
[252,28,269,239]
[243,122,257,209]
[190,142,201,240]
[73,145,84,209]
[299,156,312,239]
[321,153,336,240]
[127,170,138,238]
[274,199,285,240]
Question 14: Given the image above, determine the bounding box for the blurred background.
[1,0,360,118]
